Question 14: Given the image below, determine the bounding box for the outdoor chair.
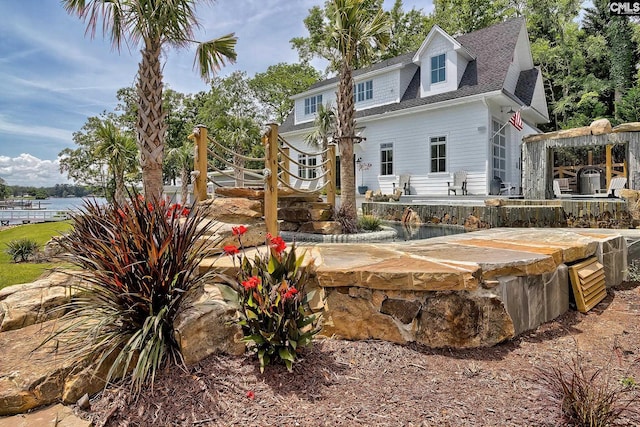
[399,174,411,195]
[447,171,468,195]
[594,176,627,198]
[553,180,572,198]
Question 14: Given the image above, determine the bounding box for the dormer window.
[304,95,322,115]
[354,80,373,102]
[431,54,446,84]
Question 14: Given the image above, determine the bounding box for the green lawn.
[0,221,72,290]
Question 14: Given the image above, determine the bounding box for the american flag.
[509,110,523,131]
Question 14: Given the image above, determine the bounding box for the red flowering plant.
[223,225,320,372]
[41,191,215,395]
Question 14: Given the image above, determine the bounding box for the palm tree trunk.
[180,168,189,205]
[137,38,167,202]
[337,62,357,225]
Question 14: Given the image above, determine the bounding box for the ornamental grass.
[42,192,215,395]
[222,226,320,372]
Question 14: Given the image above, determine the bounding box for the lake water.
[27,197,108,211]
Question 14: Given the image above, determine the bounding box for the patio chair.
[553,180,572,199]
[399,174,411,195]
[594,176,627,198]
[447,171,468,195]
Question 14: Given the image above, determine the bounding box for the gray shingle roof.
[281,17,528,133]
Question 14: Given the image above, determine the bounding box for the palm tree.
[305,103,336,153]
[63,0,237,202]
[94,120,138,204]
[326,0,390,225]
[165,142,194,205]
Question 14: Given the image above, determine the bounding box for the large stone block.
[590,118,612,135]
[0,272,79,332]
[200,197,263,224]
[594,235,627,287]
[416,292,514,348]
[173,284,245,366]
[298,221,343,235]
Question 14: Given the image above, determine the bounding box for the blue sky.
[0,0,430,187]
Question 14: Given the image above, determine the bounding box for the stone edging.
[281,226,397,243]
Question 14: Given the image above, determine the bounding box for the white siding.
[354,69,400,109]
[355,101,491,196]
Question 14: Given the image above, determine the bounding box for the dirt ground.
[77,282,640,427]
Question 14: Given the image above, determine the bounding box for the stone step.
[0,404,90,427]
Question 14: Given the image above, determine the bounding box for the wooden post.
[264,123,279,237]
[281,147,290,185]
[188,124,208,202]
[605,144,612,188]
[327,144,336,208]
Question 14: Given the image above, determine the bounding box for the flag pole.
[491,105,526,139]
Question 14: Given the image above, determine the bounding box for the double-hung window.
[431,54,446,84]
[354,80,373,102]
[430,136,446,173]
[304,94,322,115]
[380,143,393,176]
[298,154,317,179]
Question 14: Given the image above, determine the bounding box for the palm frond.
[195,33,238,81]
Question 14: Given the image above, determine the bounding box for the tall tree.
[327,0,390,225]
[433,0,513,34]
[384,0,432,59]
[63,0,237,201]
[249,63,321,123]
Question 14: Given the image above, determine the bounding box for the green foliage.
[615,87,640,124]
[537,352,640,426]
[5,238,39,263]
[358,215,382,231]
[0,222,73,289]
[223,229,320,372]
[434,0,513,34]
[43,193,215,395]
[249,63,321,123]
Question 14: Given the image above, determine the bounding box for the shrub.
[223,227,320,372]
[42,193,215,395]
[358,215,381,232]
[5,238,39,262]
[537,352,640,426]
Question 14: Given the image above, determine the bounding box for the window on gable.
[354,80,374,103]
[430,136,446,173]
[304,95,322,115]
[431,54,446,84]
[380,143,393,176]
[298,154,317,179]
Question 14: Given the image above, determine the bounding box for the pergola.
[521,121,640,199]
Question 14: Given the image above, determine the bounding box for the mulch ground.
[77,282,640,427]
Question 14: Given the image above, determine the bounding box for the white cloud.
[0,154,71,187]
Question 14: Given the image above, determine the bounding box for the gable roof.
[412,24,475,63]
[281,17,528,133]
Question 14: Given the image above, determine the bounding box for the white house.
[279,17,549,196]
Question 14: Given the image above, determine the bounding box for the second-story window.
[354,80,373,102]
[431,53,446,84]
[304,94,322,115]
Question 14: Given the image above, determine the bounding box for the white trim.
[428,133,449,174]
[413,25,475,64]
